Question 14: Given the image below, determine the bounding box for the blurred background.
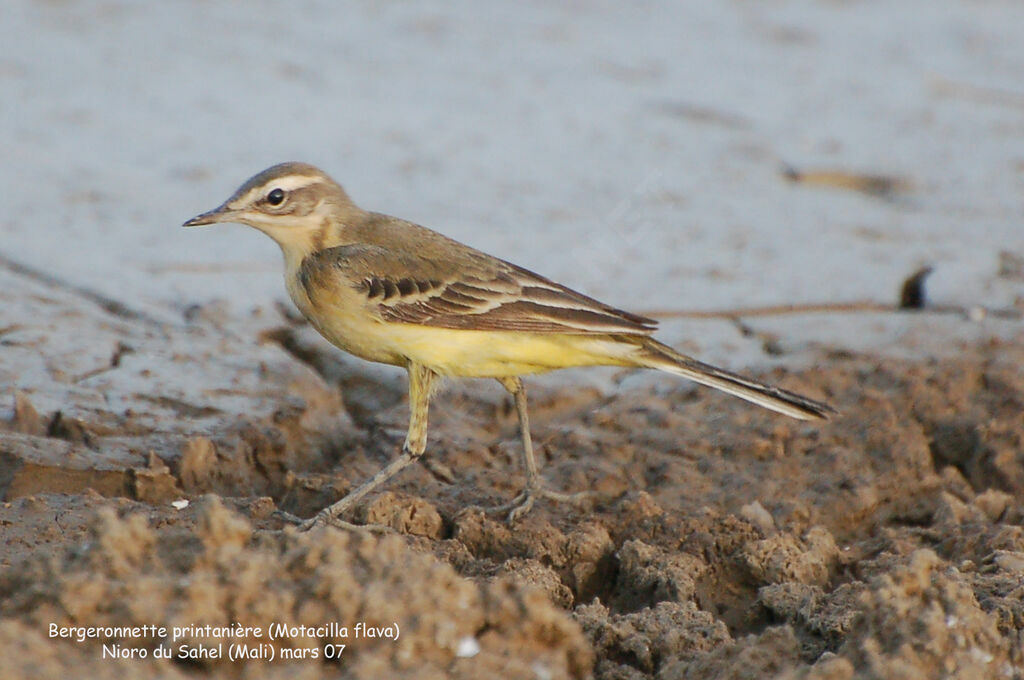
[4,0,1022,366]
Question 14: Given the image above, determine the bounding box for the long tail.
[635,339,836,421]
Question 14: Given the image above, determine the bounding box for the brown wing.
[300,244,657,336]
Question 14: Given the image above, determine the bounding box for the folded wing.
[300,244,657,336]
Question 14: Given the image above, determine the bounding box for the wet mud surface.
[2,280,1023,679]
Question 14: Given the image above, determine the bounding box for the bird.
[184,162,835,529]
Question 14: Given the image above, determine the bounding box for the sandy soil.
[2,277,1023,679]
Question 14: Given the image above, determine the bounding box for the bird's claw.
[273,508,390,533]
[472,486,596,523]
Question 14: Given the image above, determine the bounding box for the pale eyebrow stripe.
[264,174,327,192]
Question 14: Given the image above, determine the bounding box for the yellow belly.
[373,323,638,376]
[321,311,637,376]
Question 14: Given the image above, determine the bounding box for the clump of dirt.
[0,497,591,679]
[841,549,1011,678]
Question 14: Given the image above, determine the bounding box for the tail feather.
[636,340,836,421]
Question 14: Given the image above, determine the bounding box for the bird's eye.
[266,188,285,206]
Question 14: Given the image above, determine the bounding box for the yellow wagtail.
[184,162,835,528]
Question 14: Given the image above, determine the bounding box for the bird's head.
[183,162,360,257]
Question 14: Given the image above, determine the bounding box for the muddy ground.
[1,266,1023,679]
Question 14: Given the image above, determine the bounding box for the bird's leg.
[294,362,436,531]
[487,376,593,523]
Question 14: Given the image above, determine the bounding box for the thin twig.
[640,301,1020,320]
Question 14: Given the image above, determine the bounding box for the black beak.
[182,204,235,227]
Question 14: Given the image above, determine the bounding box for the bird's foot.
[273,504,390,533]
[475,485,596,523]
[273,444,422,533]
[273,493,359,531]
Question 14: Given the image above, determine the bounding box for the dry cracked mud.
[2,263,1023,679]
